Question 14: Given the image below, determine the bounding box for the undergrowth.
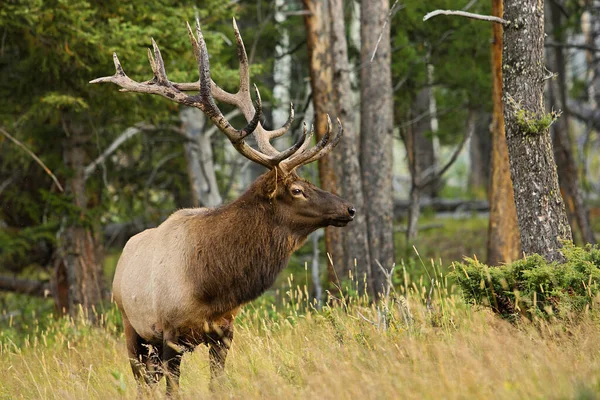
[452,243,600,322]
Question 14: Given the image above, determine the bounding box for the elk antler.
[90,19,342,173]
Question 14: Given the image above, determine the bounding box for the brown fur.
[112,168,354,393]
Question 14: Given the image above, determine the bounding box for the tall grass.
[2,259,600,399]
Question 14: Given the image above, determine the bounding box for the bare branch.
[0,176,14,197]
[370,0,405,62]
[0,128,64,192]
[84,123,154,180]
[423,9,508,25]
[417,111,475,189]
[545,40,600,53]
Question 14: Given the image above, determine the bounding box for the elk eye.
[291,188,303,196]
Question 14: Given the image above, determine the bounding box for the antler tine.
[279,116,343,173]
[232,18,250,95]
[147,48,159,78]
[91,21,308,172]
[303,117,343,165]
[194,18,262,145]
[90,51,190,103]
[295,122,314,156]
[267,123,310,165]
[91,22,270,167]
[178,19,296,159]
[151,39,170,85]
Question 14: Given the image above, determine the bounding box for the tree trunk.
[487,0,521,266]
[502,0,572,262]
[546,1,596,245]
[303,0,345,284]
[180,107,223,208]
[328,0,371,291]
[406,183,420,241]
[361,0,395,297]
[60,119,105,319]
[468,113,491,194]
[411,87,438,198]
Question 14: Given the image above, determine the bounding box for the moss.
[515,108,560,135]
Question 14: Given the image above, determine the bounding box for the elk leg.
[145,341,163,384]
[162,330,183,396]
[123,315,151,385]
[208,326,234,390]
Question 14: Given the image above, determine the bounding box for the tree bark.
[546,1,596,245]
[468,113,491,194]
[502,0,572,262]
[411,87,438,198]
[487,0,521,266]
[361,0,395,297]
[328,0,371,291]
[303,0,345,284]
[59,118,105,319]
[180,107,223,208]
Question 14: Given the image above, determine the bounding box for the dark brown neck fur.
[186,173,308,318]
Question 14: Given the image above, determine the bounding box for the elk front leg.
[162,330,183,396]
[208,325,234,390]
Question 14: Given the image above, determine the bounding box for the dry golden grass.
[2,284,600,400]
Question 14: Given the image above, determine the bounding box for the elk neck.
[184,173,309,315]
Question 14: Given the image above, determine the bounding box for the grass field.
[2,273,600,399]
[1,216,599,399]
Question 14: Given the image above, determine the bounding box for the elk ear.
[265,168,278,200]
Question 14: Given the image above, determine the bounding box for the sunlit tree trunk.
[487,0,521,265]
[303,0,345,283]
[503,0,572,262]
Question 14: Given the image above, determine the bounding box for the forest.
[1,0,600,398]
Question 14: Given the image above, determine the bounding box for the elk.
[91,19,355,394]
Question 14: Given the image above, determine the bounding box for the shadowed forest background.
[1,0,600,398]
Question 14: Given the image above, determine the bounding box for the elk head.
[90,19,354,229]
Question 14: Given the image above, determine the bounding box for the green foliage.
[0,223,57,269]
[452,244,600,321]
[0,0,266,275]
[392,0,492,144]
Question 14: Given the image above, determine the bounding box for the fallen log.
[394,198,489,216]
[0,275,51,297]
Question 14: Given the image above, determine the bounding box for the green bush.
[451,244,600,321]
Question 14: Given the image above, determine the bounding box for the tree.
[502,0,572,261]
[546,0,595,245]
[424,1,573,262]
[394,1,492,242]
[361,0,395,296]
[487,0,521,265]
[303,0,345,284]
[328,0,371,291]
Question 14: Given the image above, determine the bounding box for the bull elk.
[90,19,354,394]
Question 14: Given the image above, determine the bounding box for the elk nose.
[348,207,356,218]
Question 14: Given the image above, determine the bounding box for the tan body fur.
[113,175,310,346]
